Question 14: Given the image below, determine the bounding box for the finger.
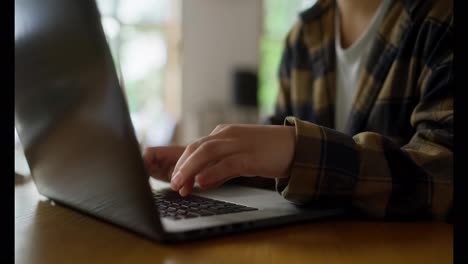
[178,178,195,197]
[172,159,216,194]
[171,139,237,191]
[195,173,238,191]
[171,135,218,182]
[210,124,230,135]
[171,125,231,177]
[194,154,246,190]
[143,146,184,182]
[177,159,222,196]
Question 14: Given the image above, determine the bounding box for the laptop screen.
[15,0,163,239]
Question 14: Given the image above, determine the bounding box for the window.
[259,0,317,116]
[96,0,181,147]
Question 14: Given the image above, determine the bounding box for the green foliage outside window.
[259,0,317,116]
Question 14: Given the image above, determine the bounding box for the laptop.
[14,0,345,242]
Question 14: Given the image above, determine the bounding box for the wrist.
[279,126,296,178]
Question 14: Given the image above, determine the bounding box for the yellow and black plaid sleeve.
[273,0,453,221]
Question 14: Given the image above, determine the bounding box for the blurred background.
[15,0,317,176]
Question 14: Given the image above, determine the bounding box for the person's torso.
[334,0,392,133]
[283,0,452,147]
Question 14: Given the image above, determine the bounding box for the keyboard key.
[186,213,200,218]
[199,210,215,216]
[153,191,258,221]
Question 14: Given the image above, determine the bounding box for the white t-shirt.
[334,0,392,133]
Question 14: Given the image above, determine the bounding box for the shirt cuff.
[275,116,359,207]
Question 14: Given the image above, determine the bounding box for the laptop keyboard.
[153,191,258,221]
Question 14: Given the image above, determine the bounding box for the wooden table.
[15,176,453,264]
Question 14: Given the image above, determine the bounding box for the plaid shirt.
[267,0,453,221]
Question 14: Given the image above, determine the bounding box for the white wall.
[180,0,262,144]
